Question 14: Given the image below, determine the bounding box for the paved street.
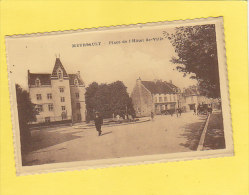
[23,112,207,166]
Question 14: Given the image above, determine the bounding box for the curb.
[197,114,211,151]
[74,119,151,129]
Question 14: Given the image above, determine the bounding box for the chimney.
[136,77,142,84]
[55,53,58,59]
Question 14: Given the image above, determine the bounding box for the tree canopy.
[85,81,135,120]
[16,84,37,125]
[164,24,221,98]
[16,84,37,152]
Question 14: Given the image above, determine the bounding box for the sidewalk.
[202,110,225,150]
[74,117,151,129]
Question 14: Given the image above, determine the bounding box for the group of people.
[193,104,213,115]
[93,104,213,136]
[176,108,182,117]
[150,107,183,120]
[114,113,134,122]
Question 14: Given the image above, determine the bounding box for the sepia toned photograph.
[5,17,233,175]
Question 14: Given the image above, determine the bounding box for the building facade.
[181,85,213,112]
[130,78,181,117]
[28,58,86,124]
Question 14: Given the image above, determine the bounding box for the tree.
[85,82,99,122]
[164,24,221,98]
[16,84,37,152]
[108,81,135,118]
[85,81,135,120]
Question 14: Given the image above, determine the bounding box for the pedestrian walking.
[94,112,103,136]
[178,108,182,116]
[208,105,213,114]
[128,114,133,121]
[197,104,201,115]
[116,114,120,121]
[151,111,154,121]
[170,109,174,117]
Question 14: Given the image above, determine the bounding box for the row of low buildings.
[26,57,218,124]
[130,78,180,116]
[130,78,218,117]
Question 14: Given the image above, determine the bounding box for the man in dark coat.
[178,108,182,116]
[151,111,154,121]
[94,112,103,136]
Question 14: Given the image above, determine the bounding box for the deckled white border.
[5,17,233,176]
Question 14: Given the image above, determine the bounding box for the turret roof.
[28,58,84,86]
[68,74,85,86]
[51,58,68,78]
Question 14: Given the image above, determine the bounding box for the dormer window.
[35,78,41,87]
[74,78,78,86]
[57,69,63,79]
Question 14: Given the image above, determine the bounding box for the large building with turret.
[28,58,86,124]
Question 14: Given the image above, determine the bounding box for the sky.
[6,25,197,94]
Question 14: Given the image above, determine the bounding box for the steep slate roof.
[28,58,84,86]
[167,82,178,90]
[68,74,85,86]
[28,73,51,85]
[141,81,178,94]
[51,58,68,78]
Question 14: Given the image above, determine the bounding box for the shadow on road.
[179,116,207,150]
[101,131,112,136]
[22,130,83,154]
[24,158,56,166]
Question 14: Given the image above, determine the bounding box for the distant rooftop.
[141,80,179,94]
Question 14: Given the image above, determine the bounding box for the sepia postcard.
[5,17,233,175]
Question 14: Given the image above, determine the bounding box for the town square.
[17,56,224,166]
[5,17,232,173]
[22,109,224,166]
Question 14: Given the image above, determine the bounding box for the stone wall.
[131,80,153,117]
